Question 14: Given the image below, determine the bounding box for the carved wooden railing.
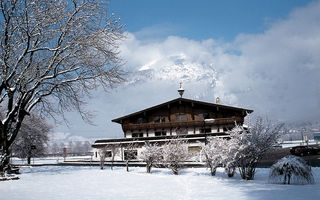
[122,117,243,132]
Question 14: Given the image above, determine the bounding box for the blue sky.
[109,0,313,41]
[53,0,320,140]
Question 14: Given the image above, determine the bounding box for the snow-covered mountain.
[126,53,217,87]
[48,132,95,145]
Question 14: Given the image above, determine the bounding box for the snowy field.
[1,166,319,200]
[11,156,93,165]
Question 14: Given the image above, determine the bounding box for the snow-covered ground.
[1,166,319,200]
[11,156,93,165]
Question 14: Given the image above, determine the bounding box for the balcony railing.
[122,117,243,131]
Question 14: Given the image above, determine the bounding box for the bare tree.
[109,144,120,170]
[162,138,189,175]
[49,142,59,156]
[58,142,66,155]
[98,146,107,170]
[227,117,284,180]
[0,0,125,174]
[11,114,51,165]
[124,142,138,172]
[100,143,119,170]
[140,142,162,173]
[82,141,92,154]
[68,141,74,154]
[269,155,314,185]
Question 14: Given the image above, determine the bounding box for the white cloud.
[118,1,320,122]
[55,1,320,139]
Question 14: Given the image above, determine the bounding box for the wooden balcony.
[122,117,243,132]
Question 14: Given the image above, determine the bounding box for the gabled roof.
[112,97,253,124]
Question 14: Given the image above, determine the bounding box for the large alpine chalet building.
[92,87,253,162]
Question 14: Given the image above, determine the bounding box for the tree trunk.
[27,156,31,165]
[284,174,287,184]
[126,160,129,172]
[100,159,104,170]
[172,168,179,175]
[225,167,235,177]
[111,160,114,170]
[1,111,25,175]
[147,164,152,173]
[210,167,216,176]
[0,149,10,176]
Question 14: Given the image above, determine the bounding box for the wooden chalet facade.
[92,93,253,162]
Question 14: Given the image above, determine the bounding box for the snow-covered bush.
[99,144,120,170]
[269,155,314,185]
[140,142,162,173]
[98,147,108,170]
[162,139,189,175]
[201,137,227,176]
[227,118,284,180]
[124,142,139,172]
[222,137,238,177]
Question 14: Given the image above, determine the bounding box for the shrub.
[269,155,314,185]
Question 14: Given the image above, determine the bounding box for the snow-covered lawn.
[1,166,319,200]
[11,156,93,165]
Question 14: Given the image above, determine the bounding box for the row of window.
[132,132,143,138]
[130,127,229,138]
[137,113,213,124]
[99,146,203,159]
[102,150,138,160]
[131,131,167,138]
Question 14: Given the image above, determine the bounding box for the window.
[200,128,211,133]
[154,116,160,123]
[105,151,112,157]
[95,152,97,158]
[132,132,143,138]
[154,116,166,123]
[176,114,187,121]
[155,131,167,137]
[199,113,210,120]
[188,146,201,153]
[124,150,137,160]
[137,117,144,124]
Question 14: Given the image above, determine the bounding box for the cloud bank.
[118,1,320,123]
[55,1,320,138]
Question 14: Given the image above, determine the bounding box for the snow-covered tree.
[105,143,120,170]
[11,114,51,164]
[222,137,238,177]
[227,118,284,180]
[98,146,107,170]
[0,0,125,174]
[201,137,227,176]
[140,142,162,173]
[162,139,189,175]
[49,142,59,155]
[124,142,138,172]
[269,155,314,185]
